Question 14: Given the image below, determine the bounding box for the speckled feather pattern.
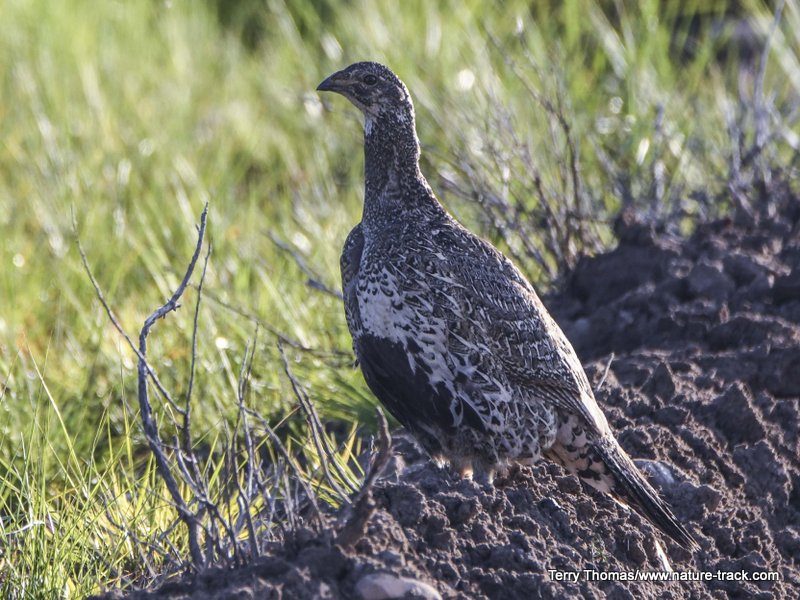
[322,62,696,550]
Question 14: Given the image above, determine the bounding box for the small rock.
[732,441,790,501]
[384,484,426,526]
[355,573,442,600]
[642,362,676,401]
[707,314,793,351]
[556,474,582,494]
[712,382,766,445]
[693,484,723,512]
[773,267,800,304]
[613,206,657,246]
[538,497,563,512]
[763,346,800,397]
[686,262,735,302]
[775,527,800,562]
[622,531,647,566]
[377,550,404,567]
[723,253,766,287]
[711,525,737,555]
[653,405,688,426]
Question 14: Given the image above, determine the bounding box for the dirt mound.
[94,183,800,599]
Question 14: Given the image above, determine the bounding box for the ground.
[93,183,800,599]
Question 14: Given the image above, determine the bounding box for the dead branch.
[268,231,343,300]
[78,199,361,573]
[196,285,352,363]
[77,238,180,414]
[77,203,210,567]
[278,341,359,500]
[72,204,208,568]
[182,239,212,458]
[335,408,392,549]
[247,407,327,530]
[235,330,261,558]
[136,203,209,567]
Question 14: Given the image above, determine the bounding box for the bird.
[317,61,697,550]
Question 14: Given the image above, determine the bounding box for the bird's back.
[346,211,696,550]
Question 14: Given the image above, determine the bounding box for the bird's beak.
[316,70,348,94]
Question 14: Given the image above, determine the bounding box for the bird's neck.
[362,111,440,230]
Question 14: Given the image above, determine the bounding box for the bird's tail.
[591,437,698,550]
[546,429,697,550]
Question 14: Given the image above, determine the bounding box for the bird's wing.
[340,223,364,347]
[432,223,610,436]
[355,330,489,449]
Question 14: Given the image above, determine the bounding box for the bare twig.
[358,408,392,500]
[245,407,326,529]
[182,239,212,457]
[268,231,343,300]
[77,202,213,569]
[730,0,786,222]
[278,341,359,500]
[76,203,211,567]
[752,0,785,155]
[196,286,351,362]
[235,330,261,558]
[102,508,167,578]
[336,408,392,549]
[597,353,615,390]
[78,195,374,573]
[76,236,179,413]
[438,30,599,278]
[135,203,209,567]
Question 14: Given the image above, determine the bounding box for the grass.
[0,0,798,596]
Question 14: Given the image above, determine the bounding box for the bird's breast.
[357,267,434,336]
[356,263,452,366]
[357,271,408,343]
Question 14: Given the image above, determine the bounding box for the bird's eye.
[363,74,378,85]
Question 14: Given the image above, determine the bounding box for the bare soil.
[93,182,800,599]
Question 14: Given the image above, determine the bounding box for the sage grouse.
[318,62,696,549]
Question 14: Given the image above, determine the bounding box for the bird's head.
[317,62,413,120]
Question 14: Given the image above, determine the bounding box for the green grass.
[0,0,798,596]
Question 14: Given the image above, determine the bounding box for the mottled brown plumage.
[318,62,697,550]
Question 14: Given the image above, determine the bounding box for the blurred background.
[0,0,797,596]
